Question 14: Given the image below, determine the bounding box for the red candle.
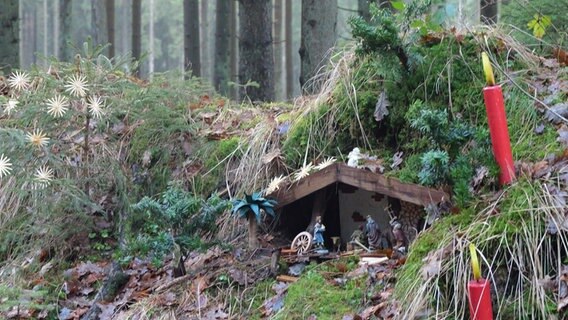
[483,85,516,185]
[468,279,493,320]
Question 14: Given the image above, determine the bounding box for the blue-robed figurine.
[313,216,326,248]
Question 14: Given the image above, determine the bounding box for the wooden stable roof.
[268,163,449,209]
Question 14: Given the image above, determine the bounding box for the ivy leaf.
[527,14,552,39]
[410,19,424,29]
[390,0,405,11]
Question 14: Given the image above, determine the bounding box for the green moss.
[393,153,421,183]
[274,267,363,319]
[506,88,563,161]
[395,207,476,299]
[395,179,545,305]
[203,137,241,169]
[189,136,242,195]
[282,105,333,167]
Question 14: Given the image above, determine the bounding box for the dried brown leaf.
[360,304,381,319]
[471,166,488,190]
[538,275,556,291]
[374,91,390,122]
[558,126,568,147]
[261,149,283,164]
[391,152,403,170]
[204,305,228,319]
[545,103,568,124]
[75,262,105,278]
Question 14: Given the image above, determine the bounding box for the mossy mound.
[396,177,567,318]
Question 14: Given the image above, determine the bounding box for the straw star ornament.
[34,166,54,188]
[87,95,105,119]
[0,154,12,178]
[26,130,50,148]
[293,162,313,181]
[64,74,89,97]
[4,99,19,115]
[46,95,70,117]
[266,175,286,194]
[315,157,336,171]
[7,71,31,91]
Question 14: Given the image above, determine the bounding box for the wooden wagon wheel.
[291,231,313,254]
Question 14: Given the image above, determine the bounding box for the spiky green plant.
[231,192,277,249]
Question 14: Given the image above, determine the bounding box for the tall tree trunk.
[285,0,293,99]
[214,0,231,94]
[149,0,155,77]
[238,0,275,102]
[0,0,19,73]
[299,0,337,93]
[229,0,238,99]
[199,0,209,80]
[32,8,37,65]
[480,0,498,24]
[358,0,371,21]
[92,0,109,54]
[106,0,115,57]
[184,0,200,77]
[59,0,72,61]
[54,0,59,58]
[43,0,48,60]
[248,214,259,249]
[120,0,129,55]
[273,0,284,101]
[132,0,141,75]
[158,19,172,71]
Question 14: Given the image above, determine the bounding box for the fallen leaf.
[360,304,381,320]
[543,58,560,68]
[142,150,152,167]
[538,275,556,291]
[98,303,117,319]
[391,152,403,169]
[191,275,210,294]
[532,160,550,178]
[374,91,390,122]
[261,149,283,164]
[553,47,568,65]
[79,286,95,296]
[199,112,218,125]
[67,307,89,319]
[361,158,385,174]
[228,268,251,286]
[471,166,488,190]
[204,305,228,319]
[421,258,441,279]
[37,309,49,319]
[161,292,177,306]
[39,261,53,276]
[558,126,568,147]
[84,273,102,285]
[75,261,105,278]
[6,307,33,319]
[545,103,568,124]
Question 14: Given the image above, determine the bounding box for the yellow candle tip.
[469,243,481,280]
[482,52,496,86]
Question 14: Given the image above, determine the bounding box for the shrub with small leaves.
[128,182,230,259]
[418,150,449,186]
